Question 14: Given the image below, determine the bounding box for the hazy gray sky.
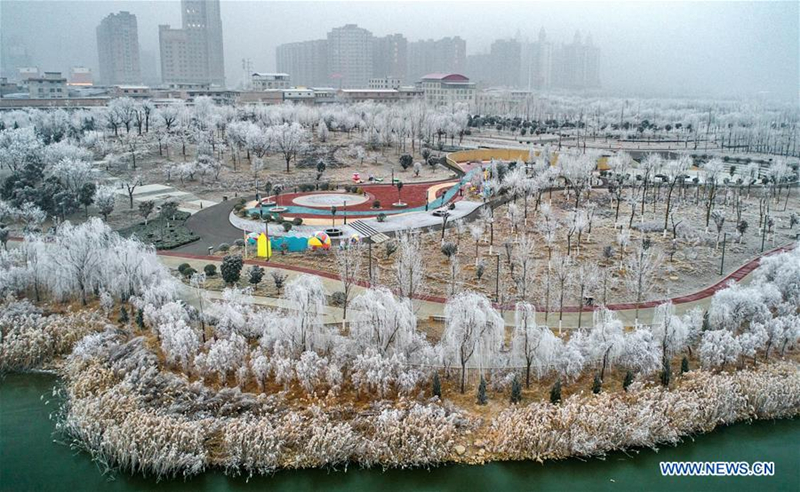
[1,0,798,100]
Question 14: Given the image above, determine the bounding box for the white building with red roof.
[419,73,476,108]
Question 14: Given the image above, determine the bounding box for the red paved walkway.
[266,179,458,219]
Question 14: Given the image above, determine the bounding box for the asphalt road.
[172,196,251,255]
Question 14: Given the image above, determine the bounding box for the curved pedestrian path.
[158,242,794,327]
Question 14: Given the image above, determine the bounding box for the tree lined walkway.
[157,242,794,328]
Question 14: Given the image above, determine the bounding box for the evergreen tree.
[432,373,442,399]
[660,360,672,387]
[592,374,602,394]
[477,376,487,405]
[510,375,522,404]
[118,306,129,325]
[248,265,265,290]
[623,370,634,392]
[220,254,244,286]
[680,356,690,374]
[550,379,562,404]
[702,310,711,331]
[135,308,145,329]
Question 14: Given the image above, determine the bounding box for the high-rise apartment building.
[327,24,373,89]
[520,28,554,89]
[96,11,141,85]
[159,0,225,87]
[276,39,329,87]
[372,34,407,81]
[552,31,600,89]
[0,35,32,80]
[490,39,521,88]
[407,37,466,83]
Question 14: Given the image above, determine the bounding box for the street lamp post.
[495,253,501,303]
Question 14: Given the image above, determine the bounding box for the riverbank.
[53,327,799,478]
[2,372,798,491]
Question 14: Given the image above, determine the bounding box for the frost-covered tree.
[651,302,689,370]
[587,308,626,381]
[334,242,363,320]
[442,291,504,393]
[512,302,556,387]
[699,330,741,369]
[349,287,417,357]
[159,318,200,372]
[268,122,309,172]
[623,243,661,323]
[280,274,327,352]
[393,230,424,300]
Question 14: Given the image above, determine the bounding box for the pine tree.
[477,376,487,405]
[702,310,711,331]
[135,308,145,329]
[592,374,602,394]
[550,379,562,404]
[510,375,522,404]
[660,360,672,387]
[118,306,129,325]
[220,254,244,286]
[623,370,634,392]
[432,373,442,399]
[680,356,690,374]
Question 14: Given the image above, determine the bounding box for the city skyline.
[0,1,797,100]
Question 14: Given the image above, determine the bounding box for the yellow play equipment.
[257,233,272,259]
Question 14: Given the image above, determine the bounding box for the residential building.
[327,24,374,89]
[113,85,151,98]
[238,90,284,105]
[338,87,422,103]
[18,67,40,82]
[520,28,554,89]
[372,34,407,81]
[490,39,521,88]
[465,53,493,87]
[419,73,475,107]
[466,39,521,88]
[407,37,466,82]
[1,36,32,80]
[276,39,328,87]
[140,50,160,86]
[0,78,19,97]
[312,88,337,104]
[69,67,93,86]
[96,11,141,85]
[28,72,67,99]
[282,88,316,104]
[159,0,225,87]
[552,31,600,89]
[476,89,535,117]
[251,72,291,90]
[368,77,401,89]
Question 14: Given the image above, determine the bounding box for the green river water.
[1,373,798,492]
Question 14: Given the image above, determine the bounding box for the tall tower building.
[96,11,141,85]
[521,27,553,90]
[407,36,466,82]
[373,34,408,82]
[327,24,373,89]
[159,0,225,87]
[276,39,329,87]
[489,38,521,87]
